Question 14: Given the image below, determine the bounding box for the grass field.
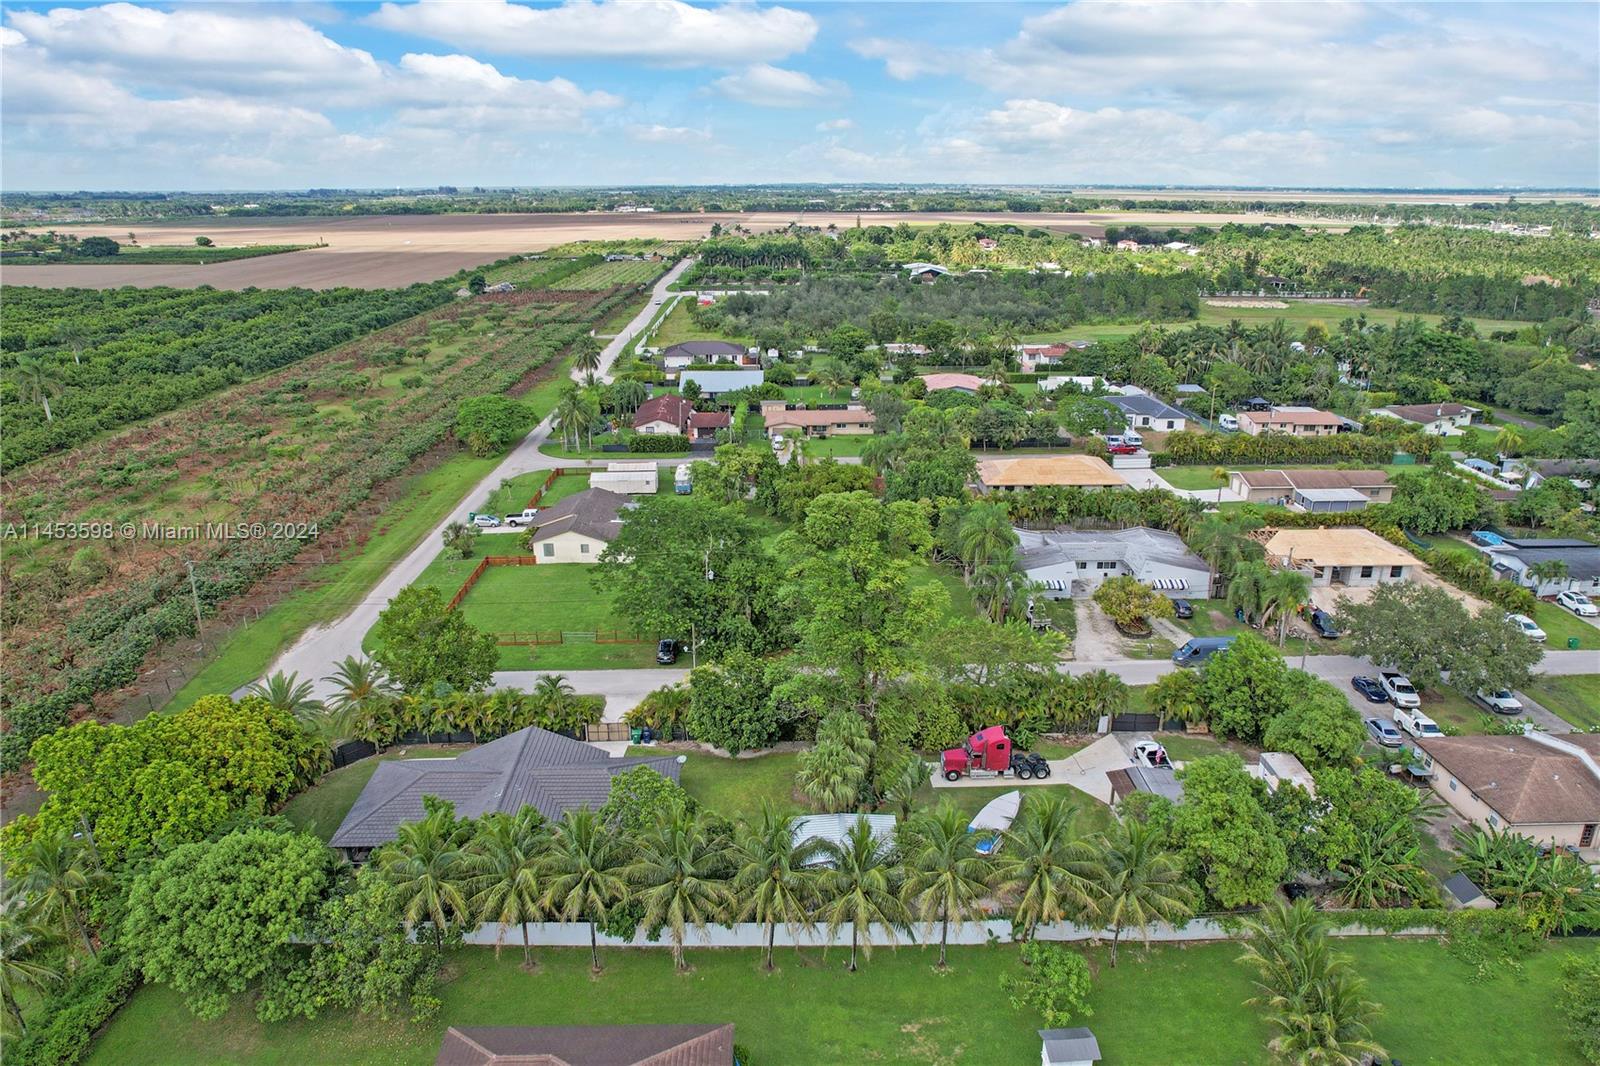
[84,936,1589,1066]
[628,747,804,814]
[480,471,589,517]
[648,299,750,350]
[907,561,977,619]
[2,243,315,266]
[551,260,665,290]
[1527,600,1598,650]
[1523,674,1600,730]
[798,435,872,458]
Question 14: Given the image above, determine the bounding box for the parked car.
[1171,598,1194,619]
[1172,637,1235,666]
[1351,676,1389,703]
[1306,608,1340,639]
[655,639,679,665]
[1121,430,1144,448]
[1506,612,1547,642]
[1217,413,1240,432]
[1107,443,1140,455]
[1365,717,1404,748]
[503,508,541,528]
[1380,671,1421,709]
[1473,688,1524,715]
[472,514,502,529]
[1556,590,1599,617]
[1394,707,1444,739]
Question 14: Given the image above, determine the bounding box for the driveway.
[930,732,1131,803]
[1069,600,1127,661]
[1119,467,1245,503]
[262,259,692,698]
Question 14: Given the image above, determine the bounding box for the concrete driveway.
[930,732,1134,804]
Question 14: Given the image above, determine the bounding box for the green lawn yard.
[628,747,803,815]
[907,561,977,619]
[85,937,1589,1066]
[798,434,872,458]
[1528,600,1598,651]
[480,471,589,517]
[1523,674,1600,730]
[648,299,749,350]
[1415,687,1495,735]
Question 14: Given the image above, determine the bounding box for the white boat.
[968,789,1021,855]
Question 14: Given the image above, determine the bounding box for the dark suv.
[656,639,679,665]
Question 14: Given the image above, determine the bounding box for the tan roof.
[1259,527,1420,567]
[765,408,876,429]
[1235,468,1390,491]
[978,455,1126,488]
[1240,407,1344,428]
[1416,736,1600,824]
[921,373,984,392]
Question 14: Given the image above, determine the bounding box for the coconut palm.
[1237,899,1385,1066]
[1493,424,1523,458]
[879,754,931,820]
[533,673,576,721]
[1147,668,1204,731]
[994,792,1102,941]
[1189,512,1265,590]
[1095,819,1197,966]
[5,355,66,422]
[813,359,849,399]
[246,670,322,721]
[1333,821,1432,909]
[0,887,62,1037]
[1225,560,1272,627]
[816,816,908,972]
[613,377,649,414]
[463,809,549,969]
[899,803,991,969]
[1261,568,1312,648]
[954,502,1017,578]
[375,804,473,951]
[10,827,106,960]
[321,655,397,742]
[573,334,603,377]
[730,803,820,971]
[627,807,731,972]
[541,808,628,972]
[1074,669,1130,723]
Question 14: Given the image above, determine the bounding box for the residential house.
[1039,1029,1101,1066]
[882,342,929,358]
[589,461,658,495]
[523,488,630,562]
[1479,536,1600,596]
[920,372,986,394]
[659,340,752,370]
[679,369,764,398]
[632,395,728,440]
[1371,402,1481,436]
[904,262,950,280]
[1016,526,1209,598]
[1238,406,1348,437]
[1106,392,1188,433]
[1227,469,1393,511]
[1412,733,1600,855]
[976,455,1127,493]
[1114,239,1141,251]
[761,403,876,438]
[1017,342,1079,373]
[1257,527,1421,587]
[330,725,682,863]
[436,1025,734,1066]
[1505,458,1599,491]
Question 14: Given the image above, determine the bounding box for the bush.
[1002,942,1093,1027]
[8,954,138,1066]
[624,432,691,453]
[456,395,535,457]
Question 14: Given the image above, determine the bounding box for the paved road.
[262,260,692,698]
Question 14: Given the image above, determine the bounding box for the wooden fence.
[447,555,541,611]
[494,628,651,647]
[525,466,566,510]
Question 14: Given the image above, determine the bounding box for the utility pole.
[184,560,203,633]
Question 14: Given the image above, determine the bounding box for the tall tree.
[0,887,62,1035]
[541,808,628,972]
[463,809,549,969]
[816,816,907,972]
[994,792,1102,941]
[899,803,991,969]
[371,586,499,694]
[730,803,820,971]
[375,801,473,952]
[1094,819,1196,966]
[10,827,106,959]
[626,807,731,972]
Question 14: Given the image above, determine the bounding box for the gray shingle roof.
[1040,1027,1101,1064]
[1106,393,1187,420]
[526,488,630,545]
[329,726,682,849]
[662,340,747,360]
[1017,526,1207,576]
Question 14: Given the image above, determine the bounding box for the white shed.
[1040,1027,1100,1066]
[588,461,658,495]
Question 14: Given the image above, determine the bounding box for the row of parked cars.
[1352,669,1526,748]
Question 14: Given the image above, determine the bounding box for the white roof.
[792,813,895,856]
[968,790,1021,833]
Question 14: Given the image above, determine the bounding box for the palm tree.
[574,334,603,377]
[1075,669,1129,723]
[1237,899,1385,1066]
[813,359,848,399]
[321,655,397,743]
[463,809,549,969]
[994,792,1102,941]
[11,827,106,959]
[1334,822,1432,909]
[5,355,66,422]
[1493,424,1523,458]
[1225,560,1271,627]
[899,804,990,969]
[730,803,819,971]
[533,673,576,723]
[1095,819,1196,966]
[879,755,930,820]
[541,808,628,972]
[0,887,64,1036]
[627,807,731,972]
[954,502,1017,578]
[1188,513,1265,592]
[1261,568,1312,648]
[816,816,907,972]
[613,377,649,414]
[1147,668,1204,731]
[246,670,322,721]
[375,804,473,951]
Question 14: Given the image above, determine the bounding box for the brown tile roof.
[633,395,692,432]
[978,454,1126,488]
[764,408,876,429]
[1415,735,1600,824]
[437,1024,735,1066]
[1235,468,1390,491]
[689,410,730,429]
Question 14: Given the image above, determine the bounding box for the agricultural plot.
[549,259,666,290]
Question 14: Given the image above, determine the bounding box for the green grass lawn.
[798,435,872,458]
[628,747,803,815]
[1528,600,1598,650]
[649,299,749,350]
[1417,687,1494,735]
[480,471,589,517]
[161,451,502,712]
[85,936,1588,1066]
[1522,674,1600,730]
[907,562,976,619]
[280,746,471,841]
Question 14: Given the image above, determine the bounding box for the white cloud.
[712,64,843,108]
[368,0,815,65]
[815,117,854,131]
[628,123,712,143]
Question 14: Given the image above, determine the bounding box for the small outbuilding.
[589,461,658,495]
[1442,873,1497,911]
[1039,1027,1101,1066]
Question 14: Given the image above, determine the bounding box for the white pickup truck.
[503,508,541,528]
[1380,671,1421,709]
[1393,707,1443,739]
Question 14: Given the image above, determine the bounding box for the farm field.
[0,243,315,265]
[84,938,1589,1066]
[550,259,666,290]
[647,298,751,349]
[1023,299,1531,345]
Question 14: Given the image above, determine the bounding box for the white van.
[1121,430,1144,447]
[1218,413,1240,431]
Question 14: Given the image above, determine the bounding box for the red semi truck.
[941,726,1052,782]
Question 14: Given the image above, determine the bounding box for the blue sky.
[2,1,1596,191]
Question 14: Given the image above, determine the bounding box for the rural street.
[261,259,692,698]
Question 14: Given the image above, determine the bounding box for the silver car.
[1365,717,1404,748]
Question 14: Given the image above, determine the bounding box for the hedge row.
[8,954,138,1066]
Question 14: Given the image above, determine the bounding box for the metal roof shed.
[1040,1027,1101,1066]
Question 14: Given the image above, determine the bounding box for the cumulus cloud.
[368,0,815,65]
[628,123,713,143]
[712,64,843,107]
[815,117,854,131]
